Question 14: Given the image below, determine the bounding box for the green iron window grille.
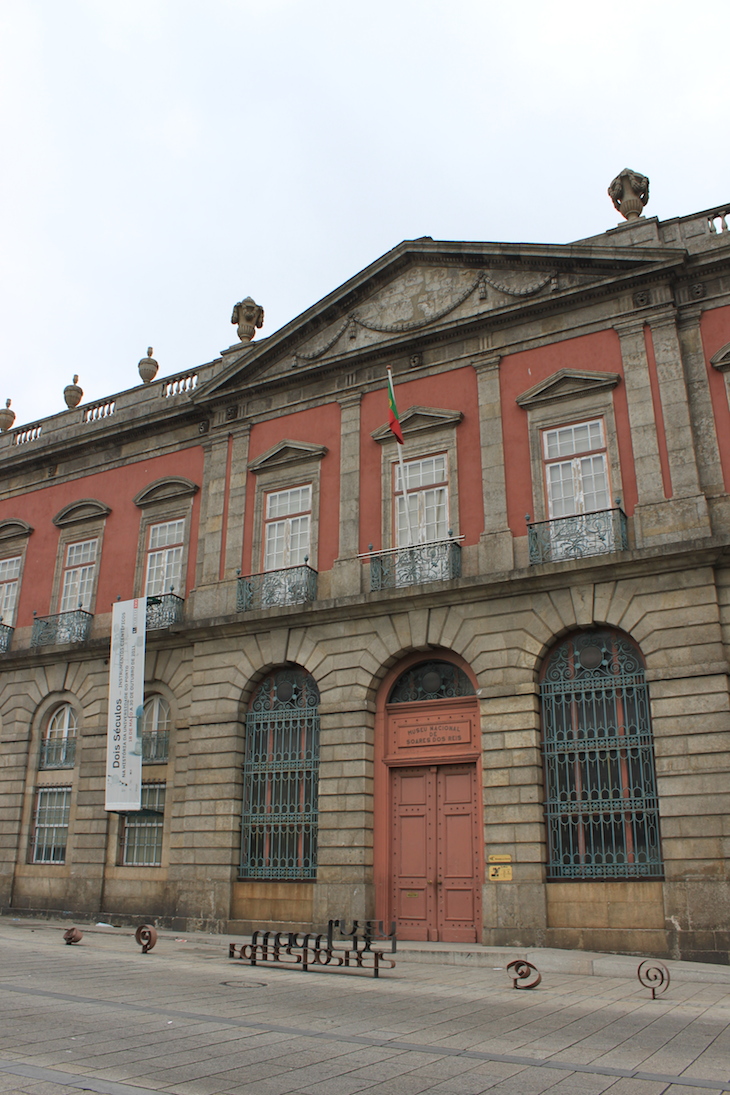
[540,630,662,881]
[388,660,475,704]
[241,668,320,880]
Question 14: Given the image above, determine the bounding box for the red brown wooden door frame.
[373,655,483,943]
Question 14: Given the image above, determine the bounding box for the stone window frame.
[48,501,111,617]
[248,442,327,575]
[516,374,623,525]
[19,692,84,870]
[105,679,177,868]
[132,478,199,599]
[0,521,32,627]
[372,407,463,550]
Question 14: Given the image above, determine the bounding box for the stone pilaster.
[196,435,231,588]
[647,311,701,498]
[676,307,725,500]
[331,393,362,598]
[222,425,251,579]
[615,320,666,505]
[474,357,513,573]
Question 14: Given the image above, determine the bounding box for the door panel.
[391,764,480,942]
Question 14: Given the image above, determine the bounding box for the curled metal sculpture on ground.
[637,959,670,998]
[135,924,158,954]
[506,959,542,989]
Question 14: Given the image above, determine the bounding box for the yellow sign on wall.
[488,853,512,881]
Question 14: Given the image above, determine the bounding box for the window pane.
[142,697,170,763]
[145,546,183,596]
[122,784,165,865]
[31,787,71,863]
[544,420,604,460]
[0,557,20,624]
[65,540,97,567]
[263,488,312,570]
[149,520,185,551]
[60,563,96,612]
[266,486,312,519]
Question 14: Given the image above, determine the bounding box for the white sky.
[1,0,728,427]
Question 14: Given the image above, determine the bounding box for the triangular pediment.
[711,342,730,371]
[53,499,111,527]
[372,406,463,443]
[249,439,328,473]
[516,370,621,409]
[194,238,685,401]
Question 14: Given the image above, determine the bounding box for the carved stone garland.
[294,270,555,365]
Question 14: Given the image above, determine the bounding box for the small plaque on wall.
[488,854,512,881]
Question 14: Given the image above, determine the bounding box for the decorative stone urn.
[231,296,264,342]
[64,375,83,408]
[608,169,650,221]
[138,347,159,384]
[0,399,15,432]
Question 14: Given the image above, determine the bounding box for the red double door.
[391,763,481,942]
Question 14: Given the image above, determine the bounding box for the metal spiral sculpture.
[637,960,670,998]
[506,959,542,989]
[135,924,158,954]
[62,927,83,945]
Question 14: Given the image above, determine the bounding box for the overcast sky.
[1,0,728,427]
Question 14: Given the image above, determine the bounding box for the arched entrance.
[375,657,482,942]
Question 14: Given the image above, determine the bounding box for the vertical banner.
[105,598,146,811]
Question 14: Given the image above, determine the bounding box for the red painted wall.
[0,448,204,628]
[359,366,482,552]
[242,404,341,573]
[700,305,730,492]
[499,330,638,534]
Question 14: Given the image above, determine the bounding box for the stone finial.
[64,375,83,408]
[0,399,15,432]
[138,347,159,384]
[608,169,650,221]
[231,296,264,342]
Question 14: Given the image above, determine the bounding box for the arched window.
[388,660,475,703]
[540,629,662,880]
[141,695,171,763]
[241,667,320,880]
[40,704,77,769]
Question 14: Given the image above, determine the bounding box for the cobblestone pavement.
[1,918,729,1095]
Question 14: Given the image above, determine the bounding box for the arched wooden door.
[375,659,482,943]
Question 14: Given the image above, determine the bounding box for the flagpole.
[387,368,415,547]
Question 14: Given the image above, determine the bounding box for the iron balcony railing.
[0,622,13,653]
[142,730,169,764]
[39,737,76,770]
[145,593,184,630]
[237,565,318,612]
[31,610,93,647]
[526,508,628,565]
[368,539,462,592]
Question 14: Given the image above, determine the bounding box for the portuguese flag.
[387,368,404,444]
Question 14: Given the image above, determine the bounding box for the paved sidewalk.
[1,916,729,1095]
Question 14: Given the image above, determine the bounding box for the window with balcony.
[145,520,185,596]
[29,786,71,863]
[0,555,21,625]
[120,783,166,866]
[141,695,170,764]
[263,485,311,570]
[59,538,98,612]
[39,704,77,770]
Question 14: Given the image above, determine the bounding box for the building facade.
[1,181,730,963]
